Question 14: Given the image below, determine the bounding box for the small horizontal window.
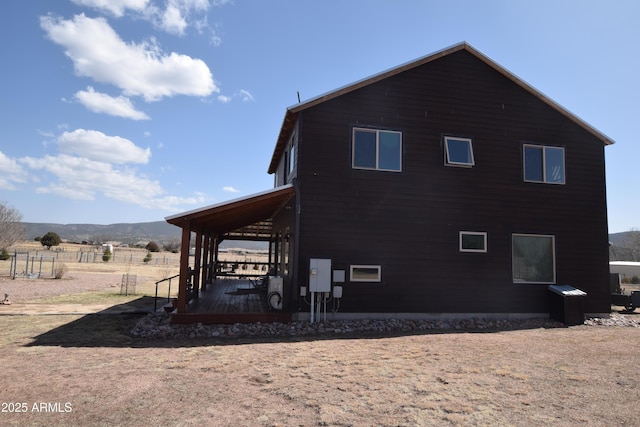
[459,231,487,253]
[445,136,474,167]
[350,265,381,282]
[353,128,402,172]
[523,144,565,184]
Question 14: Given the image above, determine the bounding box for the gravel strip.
[130,311,640,340]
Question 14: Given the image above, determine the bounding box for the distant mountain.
[24,221,181,245]
[23,221,268,250]
[22,222,637,257]
[609,232,630,245]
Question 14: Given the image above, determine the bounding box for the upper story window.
[523,144,565,184]
[444,136,474,167]
[283,131,297,184]
[352,128,402,172]
[288,143,296,176]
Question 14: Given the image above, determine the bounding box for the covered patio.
[164,184,295,324]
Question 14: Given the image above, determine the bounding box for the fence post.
[10,251,16,279]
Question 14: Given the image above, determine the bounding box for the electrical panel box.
[309,258,331,292]
[333,285,343,299]
[333,270,346,283]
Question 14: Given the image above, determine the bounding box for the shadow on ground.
[22,296,581,349]
[26,296,155,348]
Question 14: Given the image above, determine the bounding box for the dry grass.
[0,243,638,426]
[0,315,638,426]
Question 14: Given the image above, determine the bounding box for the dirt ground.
[0,268,638,426]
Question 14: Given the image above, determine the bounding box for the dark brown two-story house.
[167,42,613,323]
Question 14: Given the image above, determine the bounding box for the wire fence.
[0,248,182,278]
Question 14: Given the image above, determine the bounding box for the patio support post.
[177,224,191,314]
[208,236,216,283]
[201,235,210,292]
[268,238,273,274]
[193,230,202,299]
[213,236,219,282]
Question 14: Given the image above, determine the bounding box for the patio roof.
[165,184,295,239]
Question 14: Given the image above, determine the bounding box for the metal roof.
[268,41,614,174]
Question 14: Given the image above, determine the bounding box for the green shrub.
[41,232,61,250]
[631,275,640,284]
[143,252,152,264]
[0,249,10,261]
[102,247,112,262]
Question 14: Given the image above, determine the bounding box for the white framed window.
[352,128,402,172]
[350,265,382,282]
[512,234,556,284]
[459,231,487,253]
[288,143,296,176]
[523,144,565,184]
[445,136,475,167]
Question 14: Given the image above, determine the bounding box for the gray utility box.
[548,285,587,326]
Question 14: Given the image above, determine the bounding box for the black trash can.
[548,285,587,326]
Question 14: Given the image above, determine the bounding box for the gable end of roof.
[268,42,614,173]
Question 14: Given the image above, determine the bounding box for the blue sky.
[0,1,638,233]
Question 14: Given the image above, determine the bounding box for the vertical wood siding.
[288,50,609,314]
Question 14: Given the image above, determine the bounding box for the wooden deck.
[170,278,292,325]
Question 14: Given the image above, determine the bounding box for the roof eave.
[165,184,295,227]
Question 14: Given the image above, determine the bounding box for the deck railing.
[154,274,180,312]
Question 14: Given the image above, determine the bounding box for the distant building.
[610,261,640,279]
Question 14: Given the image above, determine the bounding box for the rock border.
[130,311,639,340]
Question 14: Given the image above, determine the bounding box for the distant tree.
[164,239,180,253]
[146,241,160,252]
[94,234,112,245]
[102,246,112,262]
[40,232,62,250]
[616,229,640,261]
[0,202,25,250]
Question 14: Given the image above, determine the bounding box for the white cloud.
[72,0,230,38]
[0,151,29,190]
[74,86,150,120]
[217,90,254,104]
[144,0,213,35]
[37,129,55,138]
[222,186,239,193]
[58,129,151,164]
[238,89,254,102]
[159,3,188,34]
[71,0,150,17]
[20,154,204,210]
[40,14,217,101]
